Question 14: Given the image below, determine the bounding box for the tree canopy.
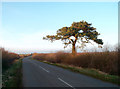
[43,20,103,55]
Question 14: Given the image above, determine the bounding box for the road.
[22,56,119,88]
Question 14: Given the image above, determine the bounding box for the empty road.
[22,56,119,88]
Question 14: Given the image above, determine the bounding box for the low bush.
[32,51,119,76]
[1,48,20,72]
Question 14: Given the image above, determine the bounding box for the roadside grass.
[32,52,119,76]
[32,59,120,85]
[1,48,20,73]
[2,59,22,87]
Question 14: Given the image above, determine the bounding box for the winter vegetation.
[1,48,22,87]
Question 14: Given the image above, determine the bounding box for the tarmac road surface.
[22,56,119,88]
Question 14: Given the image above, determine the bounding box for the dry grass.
[1,47,31,71]
[32,51,119,76]
[19,54,32,58]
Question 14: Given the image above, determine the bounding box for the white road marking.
[28,60,49,73]
[58,78,75,89]
[38,66,49,73]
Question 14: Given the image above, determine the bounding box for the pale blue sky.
[0,2,118,53]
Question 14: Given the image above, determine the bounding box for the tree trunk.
[72,43,76,56]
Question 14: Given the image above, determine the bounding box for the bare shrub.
[1,48,20,70]
[32,53,46,61]
[32,51,119,76]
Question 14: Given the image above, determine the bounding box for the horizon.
[0,2,118,54]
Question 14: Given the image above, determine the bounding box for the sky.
[0,2,118,54]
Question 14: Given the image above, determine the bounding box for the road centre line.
[58,78,75,89]
[29,60,75,88]
[28,60,49,73]
[38,65,49,73]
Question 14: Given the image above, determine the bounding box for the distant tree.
[43,21,103,55]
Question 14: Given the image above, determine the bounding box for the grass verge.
[2,59,22,87]
[32,59,120,85]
